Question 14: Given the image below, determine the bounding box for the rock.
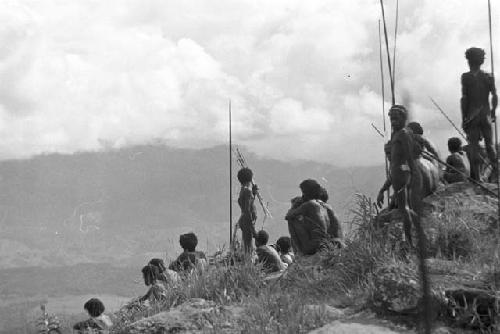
[371,261,421,314]
[308,320,410,334]
[304,304,345,320]
[124,298,243,334]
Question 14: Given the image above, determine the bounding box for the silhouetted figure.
[389,105,423,247]
[168,233,207,273]
[444,137,470,184]
[255,230,287,273]
[285,179,330,255]
[237,168,258,254]
[276,236,295,265]
[139,264,167,303]
[148,258,179,285]
[73,298,113,333]
[461,47,498,181]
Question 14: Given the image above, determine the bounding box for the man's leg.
[481,117,497,180]
[393,180,413,247]
[466,126,482,181]
[240,225,254,254]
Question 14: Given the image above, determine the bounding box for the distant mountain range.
[0,144,385,268]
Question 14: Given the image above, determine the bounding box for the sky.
[0,0,499,166]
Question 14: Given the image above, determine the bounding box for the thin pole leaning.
[488,0,500,227]
[379,20,391,205]
[392,0,399,95]
[380,0,395,106]
[229,100,233,247]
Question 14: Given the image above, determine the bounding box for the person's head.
[319,187,329,202]
[142,264,160,286]
[407,122,423,135]
[388,105,408,131]
[448,137,462,153]
[465,47,485,68]
[180,232,198,252]
[255,230,269,247]
[276,236,291,254]
[84,298,105,318]
[148,258,166,273]
[299,179,322,200]
[237,168,253,185]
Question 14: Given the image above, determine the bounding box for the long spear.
[392,0,399,94]
[487,0,500,225]
[379,20,391,205]
[229,100,233,247]
[380,0,395,106]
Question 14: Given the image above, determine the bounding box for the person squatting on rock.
[237,167,258,254]
[139,264,168,303]
[276,236,295,265]
[444,137,471,184]
[388,105,423,247]
[148,258,179,285]
[461,47,498,181]
[285,179,331,255]
[73,298,113,333]
[255,230,287,273]
[168,232,207,273]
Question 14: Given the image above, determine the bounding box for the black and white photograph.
[0,1,499,333]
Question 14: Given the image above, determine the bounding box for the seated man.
[444,137,471,183]
[318,187,344,246]
[276,236,295,265]
[148,258,179,285]
[139,264,168,303]
[73,298,113,333]
[285,179,330,255]
[168,232,207,273]
[255,230,287,273]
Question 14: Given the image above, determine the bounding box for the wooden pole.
[488,0,500,227]
[380,0,395,106]
[392,0,399,96]
[379,20,391,205]
[229,100,233,247]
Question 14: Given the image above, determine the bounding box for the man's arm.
[461,73,468,126]
[285,201,310,220]
[377,177,392,208]
[489,73,498,119]
[421,137,439,159]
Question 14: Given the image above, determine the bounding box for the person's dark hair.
[255,230,269,246]
[276,236,291,254]
[142,264,160,286]
[319,187,329,202]
[388,105,408,120]
[465,47,485,65]
[84,298,105,317]
[180,232,198,252]
[407,122,423,135]
[448,137,462,153]
[148,258,166,273]
[299,179,321,200]
[237,168,253,184]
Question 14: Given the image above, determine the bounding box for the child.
[148,258,179,285]
[168,233,207,273]
[255,230,287,273]
[73,298,113,333]
[276,236,295,265]
[444,137,470,184]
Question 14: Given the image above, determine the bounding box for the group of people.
[375,46,497,247]
[73,233,207,333]
[236,166,344,272]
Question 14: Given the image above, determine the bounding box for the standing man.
[461,47,498,181]
[388,105,422,247]
[237,168,258,254]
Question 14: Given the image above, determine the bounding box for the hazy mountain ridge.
[0,144,385,268]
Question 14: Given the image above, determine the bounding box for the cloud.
[0,0,498,165]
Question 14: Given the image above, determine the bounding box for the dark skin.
[389,111,419,246]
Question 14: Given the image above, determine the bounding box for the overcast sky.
[1,0,499,166]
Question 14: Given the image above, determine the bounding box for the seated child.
[139,264,168,303]
[255,230,287,273]
[73,298,113,333]
[276,236,295,265]
[148,258,179,285]
[168,232,207,273]
[444,137,470,184]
